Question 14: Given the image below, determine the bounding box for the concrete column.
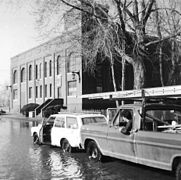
[52,53,55,99]
[33,60,36,103]
[25,63,28,104]
[42,57,45,103]
[10,69,13,111]
[18,66,21,111]
[64,49,68,107]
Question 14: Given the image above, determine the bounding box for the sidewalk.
[1,113,43,122]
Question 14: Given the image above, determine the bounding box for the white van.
[31,113,107,152]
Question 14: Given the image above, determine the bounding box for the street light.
[72,71,81,83]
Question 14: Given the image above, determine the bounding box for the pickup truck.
[81,103,181,179]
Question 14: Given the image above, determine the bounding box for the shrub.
[43,105,63,118]
[20,103,39,116]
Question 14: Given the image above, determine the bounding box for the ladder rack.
[81,85,181,100]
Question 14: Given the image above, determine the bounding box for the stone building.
[10,10,83,113]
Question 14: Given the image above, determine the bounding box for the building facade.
[10,10,83,113]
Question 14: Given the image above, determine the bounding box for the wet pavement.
[0,115,175,180]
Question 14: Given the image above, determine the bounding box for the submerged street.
[0,116,175,180]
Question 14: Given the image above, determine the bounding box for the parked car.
[80,103,181,179]
[31,112,107,152]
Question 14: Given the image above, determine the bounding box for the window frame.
[66,116,78,129]
[21,67,25,83]
[54,117,65,128]
[29,87,32,99]
[68,81,77,96]
[29,65,32,81]
[13,70,17,84]
[49,60,52,77]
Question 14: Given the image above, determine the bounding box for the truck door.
[134,108,181,170]
[107,108,136,162]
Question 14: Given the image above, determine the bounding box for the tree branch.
[60,0,104,20]
[145,31,181,47]
[117,0,135,23]
[143,0,155,25]
[133,0,139,22]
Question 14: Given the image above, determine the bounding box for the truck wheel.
[176,161,181,180]
[33,133,40,145]
[62,139,72,153]
[86,141,102,161]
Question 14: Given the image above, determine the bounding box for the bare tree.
[34,0,181,90]
[152,0,181,86]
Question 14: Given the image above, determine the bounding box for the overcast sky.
[0,2,39,85]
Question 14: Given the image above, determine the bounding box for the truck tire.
[62,139,72,153]
[33,133,40,145]
[176,161,181,180]
[86,141,102,161]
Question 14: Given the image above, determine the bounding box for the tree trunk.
[133,23,146,89]
[109,48,119,108]
[133,58,145,89]
[167,40,176,85]
[159,45,164,86]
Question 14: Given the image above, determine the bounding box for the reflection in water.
[0,117,174,180]
[29,146,83,180]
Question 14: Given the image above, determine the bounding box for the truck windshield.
[82,116,106,125]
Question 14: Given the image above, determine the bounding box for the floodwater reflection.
[29,146,83,179]
[0,117,175,180]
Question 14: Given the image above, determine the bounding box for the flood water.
[0,116,175,180]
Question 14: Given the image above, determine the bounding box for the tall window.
[67,53,76,72]
[21,68,25,82]
[13,89,18,100]
[29,87,32,99]
[57,55,61,75]
[39,63,42,79]
[57,87,61,98]
[40,85,42,98]
[50,84,52,97]
[35,86,38,98]
[44,61,47,77]
[68,81,77,96]
[45,84,47,97]
[13,70,17,84]
[35,65,38,79]
[49,60,52,77]
[29,65,32,81]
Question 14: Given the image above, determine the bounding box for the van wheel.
[33,133,40,145]
[62,139,72,153]
[176,161,181,180]
[86,141,102,161]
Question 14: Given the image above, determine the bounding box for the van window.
[54,117,65,128]
[82,116,106,125]
[66,117,78,129]
[46,116,56,126]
